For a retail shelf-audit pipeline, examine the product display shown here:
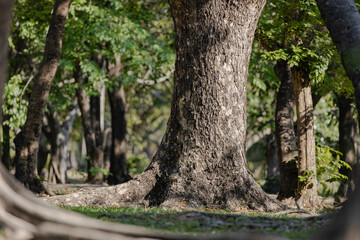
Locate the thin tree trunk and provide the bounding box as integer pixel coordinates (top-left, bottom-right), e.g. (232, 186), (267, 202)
(37, 133), (50, 177)
(107, 86), (132, 184)
(74, 66), (104, 184)
(13, 0), (72, 193)
(107, 55), (131, 185)
(1, 113), (11, 170)
(274, 60), (298, 200)
(291, 67), (319, 208)
(265, 133), (279, 179)
(263, 133), (280, 194)
(44, 105), (77, 184)
(0, 0), (12, 171)
(337, 95), (358, 197)
(90, 95), (104, 182)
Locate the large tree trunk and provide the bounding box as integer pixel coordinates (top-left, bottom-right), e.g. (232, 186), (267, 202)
(140, 0), (280, 211)
(274, 60), (298, 200)
(74, 66), (104, 184)
(311, 1), (360, 237)
(46, 0), (283, 212)
(0, 1), (280, 239)
(291, 67), (319, 208)
(316, 1), (360, 126)
(13, 0), (72, 193)
(337, 95), (358, 197)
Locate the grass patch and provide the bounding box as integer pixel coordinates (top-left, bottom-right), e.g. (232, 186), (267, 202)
(63, 206), (329, 239)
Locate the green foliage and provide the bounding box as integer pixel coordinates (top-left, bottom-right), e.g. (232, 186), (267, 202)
(6, 0), (175, 176)
(296, 144), (350, 196)
(315, 145), (351, 196)
(89, 167), (112, 177)
(313, 95), (339, 146)
(259, 0), (334, 84)
(3, 74), (28, 128)
(127, 154), (150, 176)
(247, 42), (279, 137)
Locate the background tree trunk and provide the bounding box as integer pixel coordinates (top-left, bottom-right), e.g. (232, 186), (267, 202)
(89, 95), (104, 182)
(262, 133), (280, 194)
(44, 105), (77, 184)
(1, 113), (11, 170)
(274, 60), (298, 200)
(13, 0), (72, 193)
(265, 133), (279, 179)
(291, 67), (319, 208)
(74, 66), (104, 184)
(106, 55), (131, 185)
(107, 86), (132, 184)
(337, 95), (358, 197)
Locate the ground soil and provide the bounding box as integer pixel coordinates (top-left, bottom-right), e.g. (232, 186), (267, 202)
(39, 174), (342, 239)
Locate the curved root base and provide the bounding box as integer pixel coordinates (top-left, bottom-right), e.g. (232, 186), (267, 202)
(45, 168), (285, 213)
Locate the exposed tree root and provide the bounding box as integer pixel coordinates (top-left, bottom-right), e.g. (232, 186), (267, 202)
(43, 166), (159, 207)
(44, 161), (286, 213)
(0, 165), (287, 240)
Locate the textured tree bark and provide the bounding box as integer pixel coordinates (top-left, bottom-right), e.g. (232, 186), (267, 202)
(274, 60), (298, 200)
(0, 1), (279, 239)
(46, 0), (284, 211)
(74, 66), (104, 184)
(138, 0), (281, 211)
(337, 95), (358, 197)
(13, 0), (72, 193)
(106, 56), (131, 185)
(291, 67), (319, 208)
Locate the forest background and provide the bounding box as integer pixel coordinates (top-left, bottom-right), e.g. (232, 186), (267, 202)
(1, 0), (360, 239)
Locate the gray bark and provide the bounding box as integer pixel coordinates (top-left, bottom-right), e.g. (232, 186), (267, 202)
(45, 0), (284, 212)
(291, 67), (319, 208)
(142, 0), (282, 211)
